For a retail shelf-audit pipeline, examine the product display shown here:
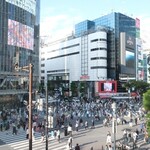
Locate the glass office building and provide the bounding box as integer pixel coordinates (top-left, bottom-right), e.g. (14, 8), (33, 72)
(75, 12), (136, 80)
(0, 0), (40, 101)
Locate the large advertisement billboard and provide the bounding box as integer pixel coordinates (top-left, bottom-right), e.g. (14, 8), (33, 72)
(126, 35), (135, 50)
(98, 80), (117, 93)
(126, 51), (135, 68)
(6, 0), (36, 15)
(8, 19), (34, 50)
(136, 18), (140, 29)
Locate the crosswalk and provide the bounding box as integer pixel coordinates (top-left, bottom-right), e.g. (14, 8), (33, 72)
(0, 129), (67, 150)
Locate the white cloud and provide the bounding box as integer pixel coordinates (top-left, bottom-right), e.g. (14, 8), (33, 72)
(40, 14), (82, 42)
(139, 15), (150, 49)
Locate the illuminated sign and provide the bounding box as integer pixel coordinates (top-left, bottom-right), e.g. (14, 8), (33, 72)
(136, 18), (140, 29)
(126, 51), (134, 68)
(127, 36), (133, 46)
(6, 0), (36, 15)
(98, 80), (117, 93)
(126, 35), (135, 49)
(8, 19), (34, 50)
(80, 75), (89, 80)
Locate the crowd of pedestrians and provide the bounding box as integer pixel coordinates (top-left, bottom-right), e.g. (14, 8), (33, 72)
(0, 95), (148, 149)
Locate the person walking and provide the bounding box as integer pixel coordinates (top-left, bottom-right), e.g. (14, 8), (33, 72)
(41, 132), (45, 143)
(26, 127), (29, 139)
(91, 119), (95, 129)
(32, 127), (35, 141)
(106, 132), (112, 145)
(67, 124), (72, 136)
(75, 143), (80, 150)
(75, 122), (79, 132)
(12, 123), (17, 135)
(57, 129), (60, 143)
(132, 131), (137, 149)
(68, 136), (73, 149)
(85, 121), (88, 130)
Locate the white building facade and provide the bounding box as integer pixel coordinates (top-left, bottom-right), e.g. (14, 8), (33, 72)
(40, 30), (108, 95)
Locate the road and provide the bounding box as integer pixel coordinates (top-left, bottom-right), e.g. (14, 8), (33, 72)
(0, 117), (150, 150)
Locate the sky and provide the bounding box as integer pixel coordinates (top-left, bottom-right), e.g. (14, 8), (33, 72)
(40, 0), (150, 48)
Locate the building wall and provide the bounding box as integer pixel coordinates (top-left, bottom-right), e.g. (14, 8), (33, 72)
(143, 49), (150, 83)
(75, 12), (137, 80)
(40, 30), (107, 83)
(0, 0), (40, 92)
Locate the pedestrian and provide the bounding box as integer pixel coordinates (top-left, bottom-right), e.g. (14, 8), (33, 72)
(57, 129), (60, 143)
(12, 123), (17, 135)
(67, 124), (72, 136)
(135, 117), (138, 125)
(75, 122), (79, 132)
(79, 118), (83, 127)
(106, 132), (111, 145)
(41, 132), (45, 142)
(91, 119), (95, 129)
(33, 121), (37, 131)
(127, 131), (131, 143)
(123, 129), (127, 143)
(0, 122), (3, 131)
(144, 131), (149, 143)
(54, 129), (57, 139)
(75, 143), (80, 150)
(140, 122), (144, 133)
(32, 127), (35, 141)
(85, 121), (88, 129)
(105, 145), (109, 150)
(26, 127), (29, 139)
(108, 145), (112, 150)
(68, 136), (73, 149)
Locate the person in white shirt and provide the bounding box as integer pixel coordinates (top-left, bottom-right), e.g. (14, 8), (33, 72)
(106, 134), (112, 145)
(57, 129), (60, 143)
(67, 125), (72, 136)
(68, 136), (73, 149)
(32, 127), (35, 141)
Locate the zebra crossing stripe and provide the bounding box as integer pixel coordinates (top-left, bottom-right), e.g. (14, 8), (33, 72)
(0, 130), (67, 150)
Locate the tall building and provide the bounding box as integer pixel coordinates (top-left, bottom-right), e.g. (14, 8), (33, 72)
(143, 49), (150, 83)
(0, 0), (40, 103)
(40, 12), (142, 97)
(75, 12), (138, 80)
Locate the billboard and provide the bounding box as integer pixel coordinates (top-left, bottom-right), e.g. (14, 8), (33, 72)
(136, 18), (140, 29)
(8, 19), (34, 50)
(126, 51), (134, 68)
(6, 0), (36, 15)
(98, 80), (117, 93)
(126, 35), (135, 50)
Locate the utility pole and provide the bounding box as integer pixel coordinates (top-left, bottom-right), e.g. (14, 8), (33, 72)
(29, 64), (33, 150)
(14, 63), (33, 150)
(46, 79), (48, 150)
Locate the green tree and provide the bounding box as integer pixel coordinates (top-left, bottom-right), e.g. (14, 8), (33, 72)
(124, 80), (150, 95)
(79, 81), (87, 97)
(143, 90), (150, 136)
(70, 81), (78, 96)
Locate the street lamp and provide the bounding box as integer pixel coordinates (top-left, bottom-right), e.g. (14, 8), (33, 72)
(15, 63), (33, 150)
(112, 101), (116, 150)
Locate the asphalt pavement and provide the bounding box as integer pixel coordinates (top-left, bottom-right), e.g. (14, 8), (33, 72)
(0, 139), (13, 150)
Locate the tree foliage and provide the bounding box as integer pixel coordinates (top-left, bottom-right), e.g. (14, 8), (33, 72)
(70, 81), (78, 96)
(143, 89), (150, 136)
(143, 89), (150, 111)
(124, 80), (150, 94)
